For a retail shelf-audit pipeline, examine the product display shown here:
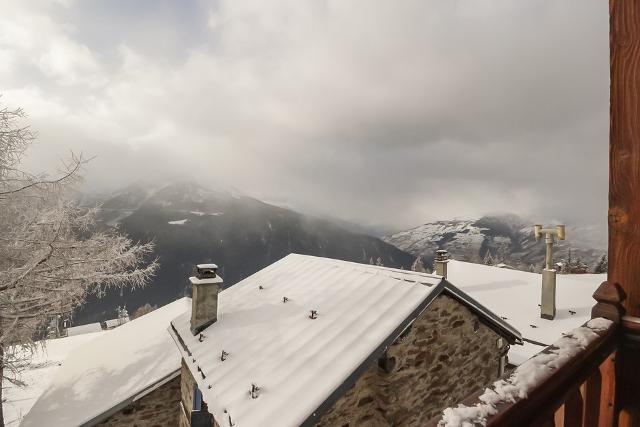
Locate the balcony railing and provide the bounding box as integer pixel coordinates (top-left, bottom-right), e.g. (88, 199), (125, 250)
(427, 281), (625, 427)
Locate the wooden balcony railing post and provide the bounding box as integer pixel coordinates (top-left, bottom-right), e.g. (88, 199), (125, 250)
(592, 281), (625, 323)
(563, 389), (584, 427)
(582, 370), (602, 427)
(599, 352), (617, 427)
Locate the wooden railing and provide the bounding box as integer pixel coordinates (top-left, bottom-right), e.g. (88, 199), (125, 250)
(427, 281), (625, 427)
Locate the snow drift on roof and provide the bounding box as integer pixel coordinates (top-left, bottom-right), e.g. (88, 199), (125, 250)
(21, 298), (190, 427)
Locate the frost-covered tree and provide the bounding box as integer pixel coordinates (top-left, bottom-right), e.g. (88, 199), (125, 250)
(594, 254), (608, 274)
(0, 101), (158, 424)
(560, 248), (590, 274)
(375, 257), (384, 267)
(411, 256), (427, 273)
(483, 251), (495, 266)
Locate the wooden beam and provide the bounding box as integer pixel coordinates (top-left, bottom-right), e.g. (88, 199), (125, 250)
(609, 0), (640, 316)
(609, 0), (640, 423)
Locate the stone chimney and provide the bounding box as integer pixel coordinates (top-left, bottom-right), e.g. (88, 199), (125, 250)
(190, 263), (223, 335)
(434, 250), (449, 278)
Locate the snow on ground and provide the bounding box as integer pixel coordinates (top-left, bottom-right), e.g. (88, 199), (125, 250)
(438, 318), (613, 427)
(21, 298), (190, 427)
(446, 260), (605, 365)
(168, 219), (188, 225)
(2, 332), (105, 426)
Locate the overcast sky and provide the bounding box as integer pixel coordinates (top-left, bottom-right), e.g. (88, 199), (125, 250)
(0, 0), (609, 230)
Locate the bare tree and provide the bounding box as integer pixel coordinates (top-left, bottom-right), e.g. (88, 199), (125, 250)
(0, 100), (158, 425)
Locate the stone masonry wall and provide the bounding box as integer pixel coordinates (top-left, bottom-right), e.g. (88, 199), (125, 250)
(317, 294), (507, 426)
(97, 375), (181, 427)
(179, 359), (197, 427)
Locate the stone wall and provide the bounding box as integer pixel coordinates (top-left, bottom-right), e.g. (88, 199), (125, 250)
(178, 358), (218, 427)
(97, 374), (181, 426)
(317, 293), (507, 426)
(179, 359), (197, 427)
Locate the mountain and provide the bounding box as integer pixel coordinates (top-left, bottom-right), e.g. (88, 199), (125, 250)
(383, 214), (607, 272)
(74, 181), (415, 324)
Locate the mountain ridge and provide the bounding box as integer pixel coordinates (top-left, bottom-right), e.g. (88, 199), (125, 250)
(384, 214), (606, 272)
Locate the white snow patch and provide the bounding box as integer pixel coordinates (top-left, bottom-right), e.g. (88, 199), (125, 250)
(187, 211), (223, 217)
(587, 317), (614, 330)
(438, 318), (613, 427)
(168, 219), (188, 225)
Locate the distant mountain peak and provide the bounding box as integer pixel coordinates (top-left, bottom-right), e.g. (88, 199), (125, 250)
(384, 214), (606, 273)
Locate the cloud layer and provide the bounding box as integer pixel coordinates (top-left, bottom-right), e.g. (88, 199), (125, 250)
(1, 0), (609, 229)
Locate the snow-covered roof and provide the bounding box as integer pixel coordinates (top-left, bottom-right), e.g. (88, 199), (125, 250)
(170, 254), (520, 427)
(104, 317), (129, 328)
(2, 332), (104, 427)
(66, 322), (102, 336)
(446, 260), (605, 365)
(21, 298), (190, 427)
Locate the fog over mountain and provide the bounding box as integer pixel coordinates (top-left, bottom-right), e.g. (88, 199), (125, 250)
(1, 1), (609, 230)
(74, 181), (414, 324)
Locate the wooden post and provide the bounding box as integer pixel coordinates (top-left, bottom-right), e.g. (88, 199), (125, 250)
(609, 0), (640, 423)
(563, 389), (584, 427)
(582, 370), (602, 427)
(599, 352), (617, 427)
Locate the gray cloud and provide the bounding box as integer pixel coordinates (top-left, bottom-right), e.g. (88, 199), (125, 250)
(1, 0), (609, 230)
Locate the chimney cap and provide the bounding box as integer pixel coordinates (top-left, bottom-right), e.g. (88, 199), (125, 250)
(435, 250), (449, 261)
(195, 263), (219, 280)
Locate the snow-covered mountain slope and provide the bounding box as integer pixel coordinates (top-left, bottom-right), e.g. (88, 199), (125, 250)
(384, 215), (606, 272)
(74, 181), (414, 324)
